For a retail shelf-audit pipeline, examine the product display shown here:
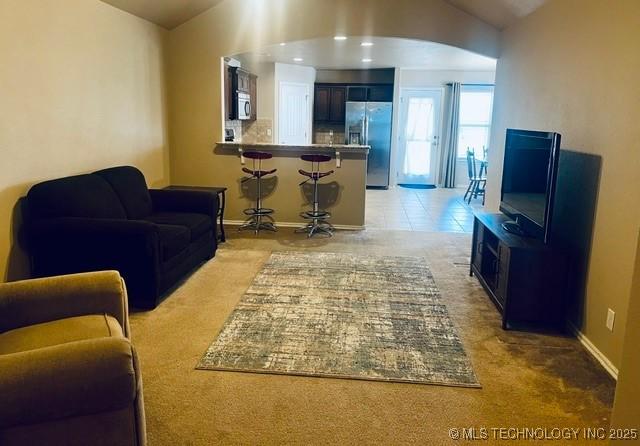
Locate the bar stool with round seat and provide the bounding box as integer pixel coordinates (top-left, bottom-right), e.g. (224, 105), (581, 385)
(239, 151), (278, 234)
(296, 154), (335, 237)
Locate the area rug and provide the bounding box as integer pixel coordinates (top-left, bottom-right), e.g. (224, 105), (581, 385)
(198, 252), (480, 387)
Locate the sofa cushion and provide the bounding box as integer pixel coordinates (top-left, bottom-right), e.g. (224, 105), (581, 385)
(145, 212), (212, 241)
(27, 174), (126, 220)
(156, 224), (190, 261)
(0, 314), (124, 355)
(94, 166), (153, 220)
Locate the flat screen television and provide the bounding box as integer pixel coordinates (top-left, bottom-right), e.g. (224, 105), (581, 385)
(500, 128), (561, 243)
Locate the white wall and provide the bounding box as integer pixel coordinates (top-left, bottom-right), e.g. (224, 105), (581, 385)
(274, 63), (316, 144)
(392, 69), (495, 187)
(399, 70), (495, 88)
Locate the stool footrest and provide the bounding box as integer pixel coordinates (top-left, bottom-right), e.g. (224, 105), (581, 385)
(300, 210), (331, 219)
(244, 207), (274, 216)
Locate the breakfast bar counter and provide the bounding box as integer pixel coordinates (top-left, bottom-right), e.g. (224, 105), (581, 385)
(211, 142), (369, 228)
(216, 141), (370, 154)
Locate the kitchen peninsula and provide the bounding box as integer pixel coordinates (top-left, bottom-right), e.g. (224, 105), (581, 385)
(214, 142), (369, 228)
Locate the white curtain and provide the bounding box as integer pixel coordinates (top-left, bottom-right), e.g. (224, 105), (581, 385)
(402, 97), (435, 176)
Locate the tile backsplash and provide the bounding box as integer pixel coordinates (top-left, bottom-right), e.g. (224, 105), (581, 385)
(225, 119), (273, 144)
(241, 118), (273, 144)
(225, 120), (242, 141)
(314, 123), (346, 145)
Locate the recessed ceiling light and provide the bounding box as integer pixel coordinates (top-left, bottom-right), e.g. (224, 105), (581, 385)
(362, 58), (372, 63)
(279, 42), (286, 46)
(361, 42), (373, 47)
(293, 57), (303, 62)
(334, 36), (347, 41)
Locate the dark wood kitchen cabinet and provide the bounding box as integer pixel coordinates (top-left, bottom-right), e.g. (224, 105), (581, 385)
(248, 73), (257, 120)
(314, 85), (346, 123)
(226, 66), (257, 121)
(224, 63), (232, 120)
(236, 68), (250, 93)
(314, 86), (330, 121)
(367, 85), (394, 102)
(346, 85), (393, 102)
(329, 87), (346, 122)
(471, 212), (568, 331)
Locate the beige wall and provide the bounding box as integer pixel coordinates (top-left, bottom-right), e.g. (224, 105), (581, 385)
(233, 57), (275, 122)
(611, 232), (640, 436)
(486, 0), (640, 369)
(0, 0), (170, 281)
(166, 0), (500, 222)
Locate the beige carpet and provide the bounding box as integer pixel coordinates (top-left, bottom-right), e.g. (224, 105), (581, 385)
(130, 228), (615, 445)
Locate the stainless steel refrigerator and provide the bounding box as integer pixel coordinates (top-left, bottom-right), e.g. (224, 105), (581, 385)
(345, 101), (393, 188)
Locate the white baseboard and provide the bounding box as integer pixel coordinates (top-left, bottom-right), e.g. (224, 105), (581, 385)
(569, 322), (618, 380)
(223, 220), (365, 231)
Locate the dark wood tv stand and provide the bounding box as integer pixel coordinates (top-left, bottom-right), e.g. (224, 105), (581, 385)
(471, 212), (568, 330)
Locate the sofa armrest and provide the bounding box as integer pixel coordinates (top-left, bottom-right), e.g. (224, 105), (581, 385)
(0, 337), (139, 429)
(0, 271), (130, 336)
(149, 189), (219, 217)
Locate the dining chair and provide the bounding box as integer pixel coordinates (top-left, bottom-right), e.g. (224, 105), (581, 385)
(464, 148), (487, 204)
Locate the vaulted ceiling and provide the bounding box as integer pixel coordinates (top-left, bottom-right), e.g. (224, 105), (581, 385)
(444, 0), (547, 30)
(100, 0), (546, 31)
(100, 0), (222, 29)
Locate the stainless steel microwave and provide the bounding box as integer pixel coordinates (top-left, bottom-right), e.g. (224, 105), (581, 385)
(237, 92), (251, 120)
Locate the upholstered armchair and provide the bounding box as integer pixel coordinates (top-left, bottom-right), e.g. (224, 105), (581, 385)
(0, 271), (146, 446)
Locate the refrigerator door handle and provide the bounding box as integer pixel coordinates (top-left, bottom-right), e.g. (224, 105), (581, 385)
(364, 116), (369, 144)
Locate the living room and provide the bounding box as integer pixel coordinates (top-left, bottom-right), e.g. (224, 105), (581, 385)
(1, 0), (638, 444)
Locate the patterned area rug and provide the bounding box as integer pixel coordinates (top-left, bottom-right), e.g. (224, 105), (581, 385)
(198, 252), (480, 387)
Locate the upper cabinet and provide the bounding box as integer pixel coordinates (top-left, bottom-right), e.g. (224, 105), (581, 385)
(329, 87), (346, 122)
(236, 69), (251, 93)
(226, 66), (257, 121)
(366, 85), (394, 102)
(314, 85), (346, 123)
(347, 85), (393, 102)
(248, 73), (257, 121)
(313, 82), (394, 122)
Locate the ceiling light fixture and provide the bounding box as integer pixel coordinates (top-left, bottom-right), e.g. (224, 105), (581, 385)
(334, 35), (347, 41)
(361, 42), (373, 47)
(293, 57), (303, 62)
(279, 42), (286, 46)
(362, 58), (372, 63)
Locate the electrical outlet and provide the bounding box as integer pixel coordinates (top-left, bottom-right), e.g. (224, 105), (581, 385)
(266, 129), (272, 136)
(606, 308), (615, 331)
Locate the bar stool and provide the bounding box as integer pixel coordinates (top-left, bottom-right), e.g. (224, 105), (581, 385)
(239, 151), (277, 234)
(296, 154), (335, 237)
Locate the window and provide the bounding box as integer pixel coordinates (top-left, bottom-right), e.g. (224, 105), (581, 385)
(456, 85), (494, 160)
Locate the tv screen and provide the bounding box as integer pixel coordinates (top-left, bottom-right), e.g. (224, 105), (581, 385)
(500, 129), (561, 240)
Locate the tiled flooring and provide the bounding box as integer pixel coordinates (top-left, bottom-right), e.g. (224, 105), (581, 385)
(365, 186), (483, 233)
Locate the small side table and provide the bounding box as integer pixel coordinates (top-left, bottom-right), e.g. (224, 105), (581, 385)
(164, 186), (227, 242)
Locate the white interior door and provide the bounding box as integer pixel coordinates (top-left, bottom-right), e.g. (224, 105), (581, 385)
(278, 82), (309, 145)
(397, 89), (442, 185)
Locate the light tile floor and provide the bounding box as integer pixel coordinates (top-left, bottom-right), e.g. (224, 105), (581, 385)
(365, 186), (484, 233)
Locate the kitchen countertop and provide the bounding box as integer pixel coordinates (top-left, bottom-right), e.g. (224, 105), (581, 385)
(216, 141), (370, 154)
